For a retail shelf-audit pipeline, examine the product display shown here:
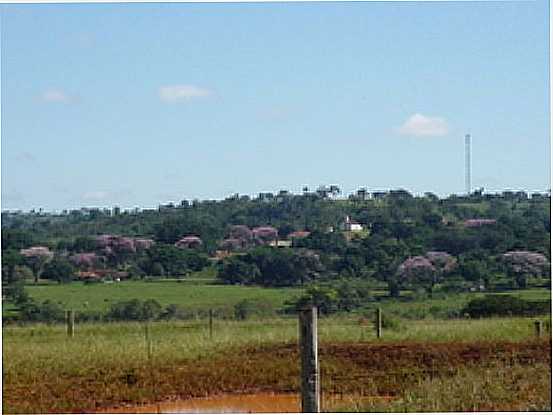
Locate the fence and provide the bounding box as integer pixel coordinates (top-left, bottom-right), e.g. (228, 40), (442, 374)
(51, 308), (550, 413)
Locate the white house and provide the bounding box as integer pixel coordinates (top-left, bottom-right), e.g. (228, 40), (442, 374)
(342, 216), (363, 232)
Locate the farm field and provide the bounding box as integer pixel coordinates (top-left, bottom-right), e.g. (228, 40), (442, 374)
(22, 281), (551, 318)
(3, 314), (551, 413)
(23, 280), (303, 314)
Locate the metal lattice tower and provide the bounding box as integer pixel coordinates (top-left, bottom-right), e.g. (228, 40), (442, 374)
(465, 134), (471, 195)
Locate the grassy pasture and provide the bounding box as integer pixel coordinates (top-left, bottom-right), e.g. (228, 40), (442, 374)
(24, 280), (304, 314)
(4, 284), (551, 412)
(375, 288), (551, 319)
(22, 280), (551, 319)
(3, 316), (550, 413)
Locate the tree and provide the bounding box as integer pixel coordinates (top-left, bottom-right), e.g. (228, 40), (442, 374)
(228, 225), (253, 242)
(217, 256), (260, 285)
(459, 258), (488, 286)
(362, 236), (409, 297)
(501, 250), (550, 288)
(397, 256), (436, 295)
(286, 285), (339, 315)
(106, 299), (162, 321)
(42, 257), (76, 283)
(396, 251), (457, 297)
(20, 246), (54, 284)
(217, 247), (324, 287)
(69, 252), (102, 270)
(2, 249), (27, 303)
(142, 244), (209, 277)
(2, 249), (24, 285)
(2, 229), (35, 251)
(72, 236), (98, 252)
(252, 226), (279, 244)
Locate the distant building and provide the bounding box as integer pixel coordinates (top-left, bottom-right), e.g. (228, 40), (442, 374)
(288, 231), (311, 240)
(463, 219), (497, 228)
(372, 191), (387, 200)
(268, 240), (292, 248)
(342, 216), (363, 232)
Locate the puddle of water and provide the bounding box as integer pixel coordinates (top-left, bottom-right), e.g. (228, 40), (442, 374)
(101, 392), (392, 414)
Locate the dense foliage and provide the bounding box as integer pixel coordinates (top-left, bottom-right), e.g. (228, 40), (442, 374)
(2, 189), (550, 300)
(462, 295), (551, 318)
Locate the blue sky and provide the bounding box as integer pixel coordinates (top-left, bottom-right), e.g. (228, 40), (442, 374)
(1, 1), (550, 211)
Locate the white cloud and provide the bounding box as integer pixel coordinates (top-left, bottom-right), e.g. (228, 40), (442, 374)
(397, 113), (449, 137)
(159, 84), (213, 102)
(40, 89), (74, 103)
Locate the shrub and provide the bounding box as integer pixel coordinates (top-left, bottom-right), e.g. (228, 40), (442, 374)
(462, 295), (551, 318)
(234, 299), (276, 320)
(160, 304), (191, 320)
(106, 299), (163, 321)
(19, 299), (65, 323)
(283, 286), (339, 315)
(381, 313), (403, 331)
(41, 258), (76, 283)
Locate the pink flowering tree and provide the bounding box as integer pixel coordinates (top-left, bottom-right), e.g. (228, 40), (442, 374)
(94, 234), (148, 266)
(175, 236), (203, 250)
(111, 237), (136, 254)
(95, 234), (116, 249)
(426, 251), (458, 274)
(69, 252), (102, 270)
(501, 250), (550, 288)
(397, 251), (457, 297)
(20, 246), (54, 284)
(228, 225), (253, 242)
(134, 238), (155, 251)
(252, 226), (278, 244)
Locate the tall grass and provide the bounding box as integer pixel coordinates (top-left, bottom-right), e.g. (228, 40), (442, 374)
(343, 362), (552, 412)
(4, 315), (547, 371)
(3, 315), (550, 413)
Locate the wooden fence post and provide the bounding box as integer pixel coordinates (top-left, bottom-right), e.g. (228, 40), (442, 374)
(299, 306), (320, 413)
(209, 309), (213, 340)
(534, 320), (543, 338)
(144, 322), (153, 359)
(66, 310), (75, 338)
(375, 308), (382, 339)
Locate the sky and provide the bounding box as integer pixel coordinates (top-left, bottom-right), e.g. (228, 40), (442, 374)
(1, 1), (550, 211)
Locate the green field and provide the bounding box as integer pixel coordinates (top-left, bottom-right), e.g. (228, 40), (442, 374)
(5, 281), (551, 412)
(24, 280), (304, 314)
(375, 288), (551, 319)
(3, 315), (551, 413)
(22, 279), (551, 319)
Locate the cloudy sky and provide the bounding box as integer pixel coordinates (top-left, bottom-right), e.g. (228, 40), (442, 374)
(1, 1), (550, 211)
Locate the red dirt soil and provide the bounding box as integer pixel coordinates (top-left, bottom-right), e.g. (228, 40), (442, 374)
(4, 339), (550, 413)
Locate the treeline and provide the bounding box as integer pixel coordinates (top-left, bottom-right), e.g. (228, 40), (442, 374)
(2, 190), (550, 299)
(3, 189), (550, 253)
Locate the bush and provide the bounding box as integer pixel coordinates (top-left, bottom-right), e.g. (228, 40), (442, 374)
(75, 310), (105, 323)
(234, 299), (276, 320)
(381, 313), (403, 331)
(160, 304), (192, 320)
(283, 285), (339, 315)
(41, 258), (76, 283)
(462, 295), (551, 318)
(284, 279), (376, 315)
(19, 299), (65, 323)
(106, 299), (163, 321)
